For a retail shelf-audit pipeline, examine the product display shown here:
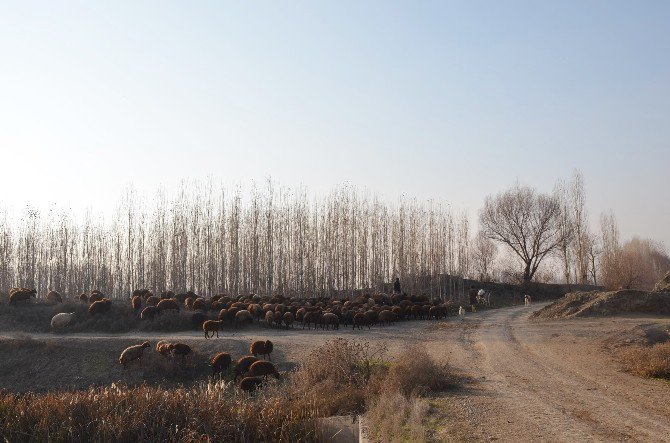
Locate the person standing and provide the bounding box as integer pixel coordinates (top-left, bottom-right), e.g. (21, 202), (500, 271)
(393, 277), (401, 294)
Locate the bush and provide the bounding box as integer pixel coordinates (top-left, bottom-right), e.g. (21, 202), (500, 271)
(621, 342), (670, 379)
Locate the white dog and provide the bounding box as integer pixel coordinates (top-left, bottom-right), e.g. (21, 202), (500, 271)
(524, 294), (532, 306)
(458, 306), (465, 317)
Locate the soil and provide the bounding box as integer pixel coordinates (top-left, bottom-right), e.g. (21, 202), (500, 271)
(1, 304), (669, 442)
(532, 289), (670, 318)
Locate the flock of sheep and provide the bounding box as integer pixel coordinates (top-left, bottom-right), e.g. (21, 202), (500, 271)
(118, 338), (279, 392)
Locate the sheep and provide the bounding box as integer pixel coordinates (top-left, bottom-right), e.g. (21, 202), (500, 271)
(235, 309), (252, 328)
(234, 356), (258, 380)
(364, 310), (378, 326)
(378, 310), (397, 326)
(302, 311), (322, 330)
(131, 295), (142, 311)
(458, 306), (465, 317)
(282, 311), (295, 329)
(8, 288), (36, 305)
(238, 376), (265, 393)
(524, 294), (532, 306)
(119, 341), (150, 368)
(265, 310), (275, 328)
(88, 298), (112, 315)
(246, 360), (280, 379)
(157, 298), (180, 312)
(88, 292), (104, 303)
(132, 289), (153, 299)
(272, 310), (283, 326)
(211, 352), (232, 377)
(45, 290), (63, 304)
(156, 340), (173, 357)
(145, 296), (160, 307)
(171, 343), (192, 358)
(51, 312), (75, 329)
(192, 298), (207, 311)
(160, 290), (175, 300)
(429, 306), (447, 320)
(353, 312), (370, 330)
(78, 293), (89, 303)
(250, 340), (273, 360)
(321, 312), (339, 330)
(141, 306), (160, 320)
(203, 320), (223, 338)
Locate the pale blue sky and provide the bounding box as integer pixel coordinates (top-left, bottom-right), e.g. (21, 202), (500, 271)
(1, 1), (668, 246)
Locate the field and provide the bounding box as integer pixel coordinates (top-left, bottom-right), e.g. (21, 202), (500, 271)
(1, 297), (670, 442)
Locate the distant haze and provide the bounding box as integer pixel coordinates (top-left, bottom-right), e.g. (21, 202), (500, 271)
(1, 1), (668, 247)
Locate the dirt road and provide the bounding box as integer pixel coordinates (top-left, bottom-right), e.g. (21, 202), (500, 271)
(443, 305), (670, 442)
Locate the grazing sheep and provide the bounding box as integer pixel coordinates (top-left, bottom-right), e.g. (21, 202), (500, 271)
(353, 312), (370, 330)
(88, 298), (112, 315)
(246, 360), (280, 379)
(302, 311), (322, 330)
(45, 291), (63, 304)
(156, 340), (173, 357)
(202, 320), (223, 339)
(145, 296), (160, 307)
(131, 295), (142, 311)
(51, 312), (75, 329)
(238, 376), (265, 393)
(458, 306), (465, 317)
(157, 298), (180, 312)
(140, 306), (160, 321)
(282, 311), (295, 329)
(119, 341), (150, 368)
(524, 294), (532, 306)
(171, 343), (192, 358)
(321, 312), (340, 330)
(211, 352), (232, 377)
(234, 356), (259, 380)
(8, 288), (36, 305)
(250, 340), (274, 360)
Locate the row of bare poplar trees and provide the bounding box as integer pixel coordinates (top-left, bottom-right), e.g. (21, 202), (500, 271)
(0, 182), (472, 299)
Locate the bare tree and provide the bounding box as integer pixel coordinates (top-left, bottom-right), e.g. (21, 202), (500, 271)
(479, 184), (566, 283)
(470, 231), (497, 281)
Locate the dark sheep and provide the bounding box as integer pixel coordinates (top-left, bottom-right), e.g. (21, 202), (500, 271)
(88, 298), (112, 315)
(353, 312), (370, 330)
(45, 290), (63, 304)
(140, 306), (160, 320)
(88, 292), (104, 303)
(250, 340), (273, 361)
(156, 340), (173, 357)
(321, 312), (340, 330)
(378, 310), (397, 326)
(203, 320), (223, 339)
(192, 298), (207, 311)
(191, 312), (208, 328)
(238, 376), (265, 393)
(160, 290), (175, 300)
(211, 352), (232, 377)
(9, 288), (36, 305)
(157, 298), (180, 312)
(234, 356), (259, 380)
(282, 311), (295, 329)
(78, 293), (89, 303)
(145, 296), (160, 307)
(171, 343), (192, 358)
(302, 311), (322, 330)
(131, 296), (142, 311)
(246, 360), (280, 379)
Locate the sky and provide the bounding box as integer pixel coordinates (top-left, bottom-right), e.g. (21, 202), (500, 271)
(0, 1), (668, 246)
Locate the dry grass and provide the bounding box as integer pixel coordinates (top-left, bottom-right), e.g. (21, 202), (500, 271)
(620, 342), (670, 379)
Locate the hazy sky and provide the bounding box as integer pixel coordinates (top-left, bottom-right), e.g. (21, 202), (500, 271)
(1, 1), (668, 246)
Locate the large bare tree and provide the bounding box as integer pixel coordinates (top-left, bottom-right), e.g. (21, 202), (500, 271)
(479, 185), (566, 283)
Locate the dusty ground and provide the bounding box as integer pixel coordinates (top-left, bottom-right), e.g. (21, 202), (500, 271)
(1, 304), (669, 442)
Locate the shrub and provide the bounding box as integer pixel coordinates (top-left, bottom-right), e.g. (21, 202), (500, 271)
(621, 342), (670, 379)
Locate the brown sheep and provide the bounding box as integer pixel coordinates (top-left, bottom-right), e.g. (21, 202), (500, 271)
(160, 290), (175, 300)
(302, 311), (322, 330)
(184, 297), (195, 310)
(145, 296), (160, 307)
(78, 293), (89, 303)
(192, 298), (207, 311)
(234, 356), (258, 380)
(171, 343), (192, 358)
(250, 340), (273, 361)
(365, 310), (378, 326)
(246, 360), (280, 379)
(131, 295), (142, 311)
(282, 311), (295, 329)
(202, 320), (223, 339)
(234, 310), (252, 328)
(45, 290), (63, 304)
(378, 310), (397, 326)
(211, 352), (232, 377)
(8, 288), (36, 305)
(265, 310), (275, 328)
(119, 341), (150, 368)
(156, 340), (173, 357)
(321, 312), (340, 330)
(141, 306), (160, 320)
(353, 312), (370, 330)
(238, 376), (265, 393)
(157, 298), (180, 312)
(88, 292), (104, 303)
(88, 298), (112, 315)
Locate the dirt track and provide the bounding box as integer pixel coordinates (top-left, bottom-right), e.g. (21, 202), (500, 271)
(2, 304), (669, 441)
(443, 304), (670, 442)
